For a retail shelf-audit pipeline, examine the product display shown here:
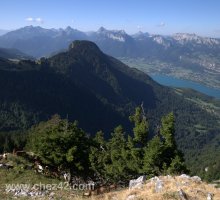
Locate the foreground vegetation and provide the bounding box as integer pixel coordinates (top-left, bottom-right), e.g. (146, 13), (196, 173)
(25, 107), (186, 184)
(1, 107), (187, 185)
(0, 97), (219, 199)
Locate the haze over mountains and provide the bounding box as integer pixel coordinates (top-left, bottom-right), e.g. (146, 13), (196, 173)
(0, 29), (9, 36)
(0, 48), (33, 60)
(1, 26), (220, 58)
(0, 26), (219, 89)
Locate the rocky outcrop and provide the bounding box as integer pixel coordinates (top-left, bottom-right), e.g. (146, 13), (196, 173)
(100, 175), (220, 200)
(129, 176), (146, 190)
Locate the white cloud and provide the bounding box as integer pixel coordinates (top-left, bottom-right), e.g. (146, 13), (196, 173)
(157, 22), (166, 27)
(25, 17), (44, 24)
(35, 17), (43, 23)
(25, 17), (34, 22)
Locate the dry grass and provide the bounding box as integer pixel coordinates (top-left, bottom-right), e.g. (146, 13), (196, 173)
(89, 176), (220, 200)
(1, 174), (220, 199)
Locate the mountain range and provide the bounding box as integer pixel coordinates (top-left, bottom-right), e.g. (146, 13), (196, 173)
(0, 26), (219, 89)
(0, 29), (9, 36)
(0, 40), (219, 180)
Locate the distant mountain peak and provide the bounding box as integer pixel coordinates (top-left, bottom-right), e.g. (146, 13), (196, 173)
(65, 26), (73, 30)
(132, 31), (150, 39)
(21, 25), (44, 31)
(98, 26), (107, 32)
(68, 40), (101, 53)
(173, 33), (220, 45)
(63, 26), (77, 35)
(173, 33), (199, 40)
(97, 27), (127, 42)
(98, 26), (126, 34)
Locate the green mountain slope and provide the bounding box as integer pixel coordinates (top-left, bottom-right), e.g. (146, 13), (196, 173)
(0, 40), (219, 179)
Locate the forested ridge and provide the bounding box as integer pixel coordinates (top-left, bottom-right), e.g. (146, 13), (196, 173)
(0, 41), (219, 180)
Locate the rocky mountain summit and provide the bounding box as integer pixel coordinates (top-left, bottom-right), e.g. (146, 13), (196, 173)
(96, 175), (220, 200)
(3, 173), (220, 199)
(173, 33), (220, 46)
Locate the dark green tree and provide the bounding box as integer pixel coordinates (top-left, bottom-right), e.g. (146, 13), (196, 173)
(104, 125), (128, 183)
(89, 131), (109, 181)
(129, 106), (149, 146)
(125, 135), (142, 176)
(26, 115), (91, 180)
(142, 112), (187, 176)
(160, 112), (187, 174)
(142, 136), (163, 176)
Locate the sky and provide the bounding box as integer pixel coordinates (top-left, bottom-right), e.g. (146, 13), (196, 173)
(1, 0), (220, 37)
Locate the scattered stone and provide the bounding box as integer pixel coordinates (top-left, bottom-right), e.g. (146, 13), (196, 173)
(165, 175), (172, 179)
(207, 192), (213, 200)
(83, 191), (91, 197)
(150, 176), (159, 183)
(178, 189), (188, 200)
(14, 189), (29, 197)
(126, 194), (137, 200)
(6, 187), (48, 197)
(155, 179), (163, 193)
(180, 174), (190, 179)
(191, 176), (201, 182)
(129, 175), (146, 190)
(49, 192), (55, 197)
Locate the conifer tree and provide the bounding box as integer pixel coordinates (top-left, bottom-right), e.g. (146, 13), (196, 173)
(26, 115), (91, 180)
(129, 106), (149, 146)
(89, 131), (108, 181)
(160, 112), (187, 174)
(142, 136), (163, 176)
(125, 135), (142, 176)
(105, 125), (128, 182)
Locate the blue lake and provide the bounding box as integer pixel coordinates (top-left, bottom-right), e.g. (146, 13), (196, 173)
(150, 75), (220, 99)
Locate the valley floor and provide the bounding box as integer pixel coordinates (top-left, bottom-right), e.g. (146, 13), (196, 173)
(119, 57), (220, 90)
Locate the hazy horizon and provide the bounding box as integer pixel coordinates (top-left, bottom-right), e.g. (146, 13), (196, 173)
(1, 0), (220, 38)
(1, 25), (220, 39)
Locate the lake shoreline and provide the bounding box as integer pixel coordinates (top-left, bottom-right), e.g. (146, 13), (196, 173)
(150, 74), (220, 99)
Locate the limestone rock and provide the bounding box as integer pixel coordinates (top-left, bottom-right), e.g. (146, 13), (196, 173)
(129, 175), (146, 190)
(126, 194), (137, 200)
(207, 193), (213, 200)
(178, 189), (188, 200)
(155, 179), (163, 193)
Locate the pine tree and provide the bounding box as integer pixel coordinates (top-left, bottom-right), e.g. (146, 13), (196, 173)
(142, 136), (163, 176)
(160, 112), (188, 174)
(142, 112), (188, 176)
(129, 106), (149, 146)
(89, 131), (108, 181)
(160, 112), (176, 148)
(125, 135), (142, 176)
(105, 125), (128, 183)
(26, 115), (91, 180)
